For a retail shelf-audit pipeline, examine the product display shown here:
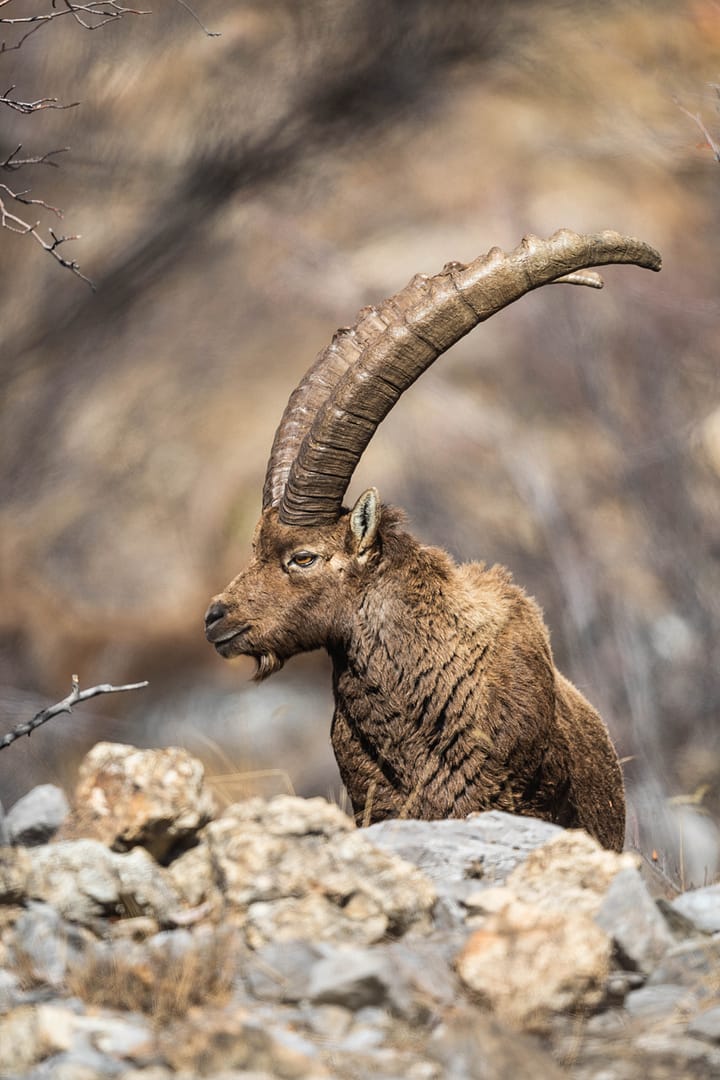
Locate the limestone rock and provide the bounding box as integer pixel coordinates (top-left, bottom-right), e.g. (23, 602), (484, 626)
(456, 895), (612, 1032)
(0, 844), (31, 903)
(70, 742), (217, 860)
(170, 796), (435, 946)
(365, 811), (561, 923)
(24, 838), (180, 925)
(671, 884), (720, 935)
(596, 866), (676, 974)
(5, 783), (69, 846)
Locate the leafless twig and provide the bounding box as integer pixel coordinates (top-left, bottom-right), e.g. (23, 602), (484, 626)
(1, 144), (69, 170)
(173, 0), (221, 37)
(0, 1), (150, 35)
(1, 84), (79, 113)
(678, 103), (720, 163)
(0, 183), (95, 285)
(0, 675), (149, 750)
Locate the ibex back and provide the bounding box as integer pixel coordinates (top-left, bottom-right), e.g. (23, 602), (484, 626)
(205, 230), (661, 851)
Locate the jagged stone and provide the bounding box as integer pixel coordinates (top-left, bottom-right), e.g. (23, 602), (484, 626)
(1, 742), (719, 1080)
(170, 796), (435, 946)
(0, 800), (9, 847)
(365, 811), (562, 923)
(6, 784), (70, 846)
(24, 839), (180, 925)
(10, 902), (94, 987)
(456, 895), (611, 1032)
(0, 844), (31, 903)
(429, 1009), (567, 1079)
(689, 1005), (720, 1044)
(596, 866), (676, 974)
(671, 885), (720, 935)
(70, 742), (217, 860)
(158, 1009), (326, 1077)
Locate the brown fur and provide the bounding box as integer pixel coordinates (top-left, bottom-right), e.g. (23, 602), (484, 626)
(206, 500), (625, 851)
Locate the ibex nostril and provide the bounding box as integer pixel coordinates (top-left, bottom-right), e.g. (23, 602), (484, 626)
(204, 600), (227, 628)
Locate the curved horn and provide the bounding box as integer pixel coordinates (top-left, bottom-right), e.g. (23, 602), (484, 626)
(278, 229), (662, 526)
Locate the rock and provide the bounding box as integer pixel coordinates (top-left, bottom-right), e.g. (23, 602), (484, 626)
(429, 1009), (567, 1079)
(365, 811), (561, 923)
(0, 800), (8, 847)
(648, 939), (720, 1000)
(158, 1009), (326, 1077)
(624, 984), (697, 1019)
(0, 844), (30, 902)
(3, 742), (720, 1080)
(24, 839), (180, 925)
(456, 895), (611, 1032)
(689, 1005), (720, 1044)
(595, 866), (676, 974)
(0, 1002), (77, 1073)
(170, 796), (436, 946)
(70, 742), (217, 860)
(671, 885), (720, 935)
(244, 941), (326, 1003)
(308, 940), (455, 1024)
(505, 829), (637, 914)
(10, 901), (93, 987)
(5, 783), (69, 846)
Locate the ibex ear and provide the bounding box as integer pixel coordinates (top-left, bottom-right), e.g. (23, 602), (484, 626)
(349, 488), (381, 556)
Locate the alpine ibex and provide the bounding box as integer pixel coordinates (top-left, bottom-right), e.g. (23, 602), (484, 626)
(205, 230), (661, 851)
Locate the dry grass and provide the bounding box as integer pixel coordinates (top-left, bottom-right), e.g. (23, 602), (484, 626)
(65, 926), (238, 1025)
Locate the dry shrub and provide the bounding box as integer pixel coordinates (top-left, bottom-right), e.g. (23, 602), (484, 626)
(66, 925), (238, 1024)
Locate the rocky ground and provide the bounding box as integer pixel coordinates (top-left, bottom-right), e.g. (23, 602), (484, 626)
(0, 742), (718, 1079)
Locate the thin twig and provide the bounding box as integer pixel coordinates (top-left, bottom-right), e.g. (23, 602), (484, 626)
(0, 675), (149, 750)
(0, 185), (95, 286)
(173, 0), (221, 37)
(1, 144), (69, 171)
(678, 103), (720, 163)
(1, 85), (80, 113)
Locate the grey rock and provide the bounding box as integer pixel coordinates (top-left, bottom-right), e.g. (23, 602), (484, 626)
(0, 799), (9, 846)
(364, 811), (561, 923)
(624, 984), (697, 1019)
(689, 1005), (720, 1044)
(595, 866), (676, 973)
(25, 839), (180, 925)
(648, 939), (720, 1000)
(308, 940), (456, 1024)
(632, 1030), (720, 1075)
(308, 948), (396, 1012)
(11, 902), (92, 987)
(429, 1009), (567, 1079)
(671, 885), (720, 935)
(6, 784), (69, 846)
(0, 968), (20, 1012)
(244, 941), (326, 1003)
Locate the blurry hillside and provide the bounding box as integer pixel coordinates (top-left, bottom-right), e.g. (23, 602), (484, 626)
(1, 0), (719, 880)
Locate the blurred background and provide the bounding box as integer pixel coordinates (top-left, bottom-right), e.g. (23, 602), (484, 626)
(1, 0), (718, 885)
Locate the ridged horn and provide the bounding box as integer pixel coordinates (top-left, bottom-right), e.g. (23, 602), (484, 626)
(275, 229), (661, 526)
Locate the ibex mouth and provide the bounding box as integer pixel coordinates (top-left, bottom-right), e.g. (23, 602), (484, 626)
(209, 624), (252, 657)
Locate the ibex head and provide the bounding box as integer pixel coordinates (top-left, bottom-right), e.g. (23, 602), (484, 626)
(205, 230), (661, 679)
(205, 487), (386, 679)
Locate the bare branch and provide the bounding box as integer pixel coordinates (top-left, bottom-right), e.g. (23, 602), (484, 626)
(0, 2), (149, 34)
(1, 84), (80, 113)
(0, 675), (149, 750)
(0, 184), (95, 286)
(678, 103), (720, 163)
(1, 144), (69, 170)
(173, 0), (221, 38)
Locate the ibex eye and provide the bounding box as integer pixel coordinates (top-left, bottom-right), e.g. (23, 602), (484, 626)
(289, 551), (318, 568)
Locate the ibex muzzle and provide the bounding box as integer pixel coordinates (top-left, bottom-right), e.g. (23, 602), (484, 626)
(206, 230), (662, 850)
